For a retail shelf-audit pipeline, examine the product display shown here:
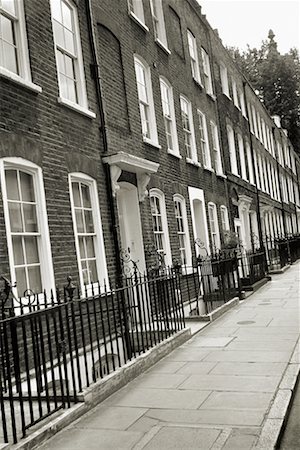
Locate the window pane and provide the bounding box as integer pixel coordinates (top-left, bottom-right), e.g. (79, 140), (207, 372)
(24, 236), (39, 264)
(2, 0), (15, 15)
(59, 73), (68, 99)
(15, 267), (27, 297)
(75, 210), (84, 232)
(84, 210), (94, 233)
(51, 0), (62, 21)
(81, 260), (88, 284)
(78, 236), (86, 258)
(57, 49), (65, 74)
(64, 54), (75, 78)
(53, 20), (64, 49)
(2, 41), (17, 74)
(81, 184), (91, 208)
(23, 204), (38, 232)
(64, 29), (75, 55)
(5, 170), (19, 200)
(1, 15), (14, 44)
(61, 0), (73, 30)
(66, 76), (77, 103)
(20, 172), (35, 202)
(12, 236), (24, 265)
(28, 265), (42, 293)
(72, 182), (81, 207)
(88, 259), (97, 283)
(8, 202), (23, 232)
(86, 236), (95, 258)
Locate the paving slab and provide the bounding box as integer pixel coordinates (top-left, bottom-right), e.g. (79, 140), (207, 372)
(72, 406), (147, 430)
(204, 350), (292, 363)
(149, 360), (186, 374)
(200, 391), (274, 410)
(41, 428), (143, 450)
(142, 426), (220, 450)
(188, 337), (235, 347)
(130, 373), (189, 389)
(210, 361), (286, 376)
(145, 408), (265, 427)
(108, 388), (211, 410)
(178, 374), (280, 392)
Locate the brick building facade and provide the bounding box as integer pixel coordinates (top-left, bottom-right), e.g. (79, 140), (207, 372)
(0, 0), (299, 298)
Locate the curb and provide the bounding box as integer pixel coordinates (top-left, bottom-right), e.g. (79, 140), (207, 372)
(254, 338), (300, 449)
(10, 328), (191, 450)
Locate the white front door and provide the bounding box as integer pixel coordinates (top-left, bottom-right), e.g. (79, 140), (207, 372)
(117, 182), (146, 276)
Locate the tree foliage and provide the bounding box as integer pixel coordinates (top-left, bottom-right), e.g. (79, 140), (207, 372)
(227, 34), (300, 154)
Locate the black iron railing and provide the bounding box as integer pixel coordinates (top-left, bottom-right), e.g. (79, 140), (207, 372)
(263, 235), (300, 271)
(0, 271), (185, 444)
(180, 252), (242, 316)
(239, 248), (266, 287)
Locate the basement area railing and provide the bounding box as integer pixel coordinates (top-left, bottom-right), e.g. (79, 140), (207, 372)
(0, 270), (186, 444)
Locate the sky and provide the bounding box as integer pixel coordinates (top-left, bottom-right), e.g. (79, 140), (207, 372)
(199, 0), (300, 54)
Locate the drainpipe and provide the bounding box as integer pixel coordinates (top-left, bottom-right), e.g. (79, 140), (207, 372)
(85, 0), (122, 279)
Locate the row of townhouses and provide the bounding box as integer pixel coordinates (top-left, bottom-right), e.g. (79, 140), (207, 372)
(1, 0), (299, 298)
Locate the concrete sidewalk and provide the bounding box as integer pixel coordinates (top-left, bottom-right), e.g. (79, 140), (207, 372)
(41, 263), (300, 450)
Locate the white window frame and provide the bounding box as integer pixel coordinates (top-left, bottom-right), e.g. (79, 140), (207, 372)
(173, 194), (192, 267)
(0, 0), (41, 92)
(257, 111), (263, 142)
(197, 109), (211, 169)
(210, 120), (223, 175)
(159, 77), (179, 157)
(0, 157), (55, 298)
(201, 47), (214, 96)
(277, 141), (284, 166)
(220, 63), (230, 98)
(237, 133), (247, 180)
(180, 95), (198, 165)
(253, 150), (261, 189)
(261, 156), (270, 194)
(134, 54), (159, 147)
(127, 0), (147, 29)
(50, 0), (95, 118)
(247, 103), (254, 133)
(252, 105), (258, 137)
(227, 124), (239, 176)
(150, 0), (168, 49)
(187, 30), (202, 85)
(149, 189), (172, 266)
(239, 89), (247, 117)
(232, 79), (240, 109)
(69, 173), (109, 295)
(220, 205), (230, 232)
(245, 142), (255, 185)
(207, 202), (220, 252)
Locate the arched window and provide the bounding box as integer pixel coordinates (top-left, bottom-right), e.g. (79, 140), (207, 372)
(173, 194), (192, 267)
(0, 158), (55, 297)
(149, 189), (172, 266)
(69, 173), (109, 294)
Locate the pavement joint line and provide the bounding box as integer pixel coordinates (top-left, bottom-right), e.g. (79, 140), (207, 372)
(132, 424), (161, 450)
(211, 428), (232, 449)
(254, 336), (300, 449)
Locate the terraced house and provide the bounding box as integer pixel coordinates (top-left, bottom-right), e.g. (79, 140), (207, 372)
(0, 0), (300, 444)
